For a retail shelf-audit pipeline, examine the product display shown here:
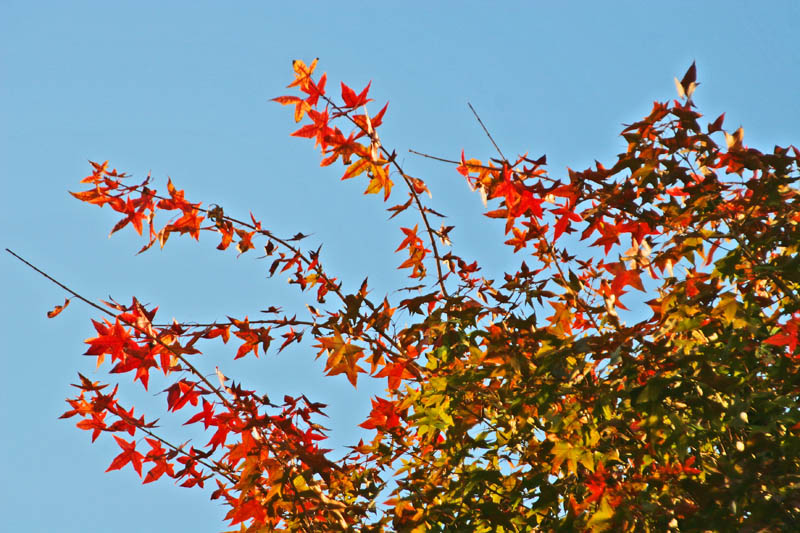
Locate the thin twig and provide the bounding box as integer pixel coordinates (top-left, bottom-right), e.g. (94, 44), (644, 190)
(153, 318), (317, 329)
(408, 150), (460, 165)
(7, 248), (117, 318)
(468, 102), (506, 162)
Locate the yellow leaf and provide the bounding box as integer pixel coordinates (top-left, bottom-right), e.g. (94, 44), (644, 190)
(587, 497), (615, 532)
(292, 474), (309, 492)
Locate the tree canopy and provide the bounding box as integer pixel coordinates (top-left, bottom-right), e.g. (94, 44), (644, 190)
(14, 60), (800, 531)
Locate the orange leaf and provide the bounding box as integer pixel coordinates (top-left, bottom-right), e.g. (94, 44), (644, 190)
(47, 298), (71, 318)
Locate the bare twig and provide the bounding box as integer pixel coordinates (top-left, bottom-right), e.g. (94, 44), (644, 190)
(408, 149), (460, 165)
(468, 102), (506, 162)
(7, 248), (116, 318)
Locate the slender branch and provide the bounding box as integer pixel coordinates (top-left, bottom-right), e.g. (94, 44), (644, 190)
(7, 248), (117, 318)
(467, 102), (506, 162)
(408, 149), (460, 166)
(408, 148), (560, 186)
(152, 318), (318, 329)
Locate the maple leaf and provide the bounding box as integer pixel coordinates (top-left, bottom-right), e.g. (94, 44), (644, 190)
(456, 149), (486, 179)
(373, 360), (416, 391)
(399, 291), (439, 315)
(291, 108), (332, 148)
(582, 462), (609, 505)
(546, 300), (573, 335)
(76, 412), (107, 442)
(156, 178), (190, 210)
(184, 399), (216, 429)
(591, 220), (621, 255)
(143, 459), (173, 484)
(359, 397), (406, 431)
(602, 261), (644, 296)
(725, 126), (744, 150)
(142, 438), (175, 484)
(109, 196), (149, 236)
(352, 102), (388, 136)
(396, 225), (421, 252)
(320, 129), (366, 167)
(231, 317), (272, 359)
(516, 189), (544, 219)
(316, 332), (367, 387)
(708, 112), (725, 133)
(272, 95), (312, 122)
(505, 226), (529, 252)
(165, 380), (206, 412)
(549, 440), (593, 475)
(69, 187), (108, 205)
(235, 229), (255, 255)
(765, 315), (800, 355)
(674, 61), (698, 100)
(216, 223), (234, 250)
(287, 58), (319, 91)
(682, 456), (702, 475)
(364, 163), (393, 200)
(340, 81), (371, 108)
(84, 318), (135, 369)
(71, 373), (108, 393)
(342, 158), (370, 180)
(163, 207), (204, 241)
(203, 325), (231, 343)
(387, 196), (414, 219)
(551, 202), (582, 241)
(207, 417), (233, 450)
(106, 436), (144, 476)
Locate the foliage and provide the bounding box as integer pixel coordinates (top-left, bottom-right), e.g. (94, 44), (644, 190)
(32, 59), (800, 530)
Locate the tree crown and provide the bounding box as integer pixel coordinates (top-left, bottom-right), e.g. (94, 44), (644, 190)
(12, 59), (800, 532)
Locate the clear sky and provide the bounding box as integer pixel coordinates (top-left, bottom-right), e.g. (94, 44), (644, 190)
(2, 1), (798, 531)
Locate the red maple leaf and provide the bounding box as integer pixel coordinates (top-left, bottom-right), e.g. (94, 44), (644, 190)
(184, 399), (216, 429)
(551, 202), (582, 241)
(603, 261), (644, 296)
(165, 380), (206, 412)
(76, 412), (107, 442)
(340, 81), (372, 108)
(360, 397), (406, 431)
(765, 315), (800, 355)
(106, 436), (144, 476)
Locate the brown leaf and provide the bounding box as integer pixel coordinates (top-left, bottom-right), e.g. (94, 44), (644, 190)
(47, 298), (71, 318)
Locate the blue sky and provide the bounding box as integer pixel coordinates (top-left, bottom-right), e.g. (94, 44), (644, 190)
(2, 1), (798, 531)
